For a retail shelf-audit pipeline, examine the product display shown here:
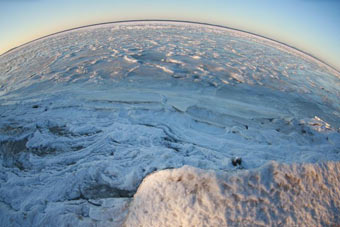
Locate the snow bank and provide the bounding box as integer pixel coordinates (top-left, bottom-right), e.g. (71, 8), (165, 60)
(125, 162), (340, 226)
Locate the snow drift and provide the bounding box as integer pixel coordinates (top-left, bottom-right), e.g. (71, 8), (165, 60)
(126, 162), (340, 226)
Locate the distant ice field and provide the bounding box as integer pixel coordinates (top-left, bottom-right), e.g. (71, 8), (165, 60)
(0, 22), (339, 226)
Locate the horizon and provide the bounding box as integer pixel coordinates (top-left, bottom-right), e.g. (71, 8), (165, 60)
(2, 19), (339, 75)
(1, 0), (340, 71)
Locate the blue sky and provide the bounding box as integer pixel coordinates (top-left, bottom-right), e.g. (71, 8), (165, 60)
(1, 0), (339, 70)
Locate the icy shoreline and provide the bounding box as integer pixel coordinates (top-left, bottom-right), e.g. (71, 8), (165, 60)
(0, 22), (339, 226)
(0, 85), (339, 226)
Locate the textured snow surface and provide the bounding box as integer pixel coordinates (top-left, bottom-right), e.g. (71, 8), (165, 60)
(0, 21), (340, 226)
(126, 162), (340, 226)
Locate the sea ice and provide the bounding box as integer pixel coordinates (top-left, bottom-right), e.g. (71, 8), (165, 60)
(0, 21), (339, 226)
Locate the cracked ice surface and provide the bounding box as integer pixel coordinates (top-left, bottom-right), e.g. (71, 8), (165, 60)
(0, 22), (340, 226)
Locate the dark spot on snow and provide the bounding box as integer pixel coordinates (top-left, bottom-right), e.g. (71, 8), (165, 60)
(164, 140), (181, 152)
(111, 138), (121, 144)
(0, 125), (25, 136)
(171, 105), (184, 113)
(30, 146), (57, 156)
(163, 136), (176, 143)
(71, 145), (84, 151)
(231, 157), (242, 166)
(245, 125), (248, 130)
(87, 200), (101, 207)
(32, 105), (39, 109)
(49, 125), (74, 137)
(0, 138), (31, 170)
(82, 184), (135, 199)
(66, 161), (77, 166)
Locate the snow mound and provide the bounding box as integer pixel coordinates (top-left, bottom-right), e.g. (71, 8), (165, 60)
(125, 162), (340, 226)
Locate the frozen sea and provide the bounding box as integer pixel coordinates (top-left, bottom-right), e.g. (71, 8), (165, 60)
(0, 21), (340, 226)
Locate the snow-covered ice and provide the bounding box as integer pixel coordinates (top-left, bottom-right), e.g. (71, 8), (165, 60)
(0, 21), (339, 226)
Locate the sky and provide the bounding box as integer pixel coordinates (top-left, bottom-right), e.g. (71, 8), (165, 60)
(1, 0), (340, 71)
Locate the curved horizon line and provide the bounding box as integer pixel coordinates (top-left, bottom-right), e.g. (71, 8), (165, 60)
(1, 19), (339, 74)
